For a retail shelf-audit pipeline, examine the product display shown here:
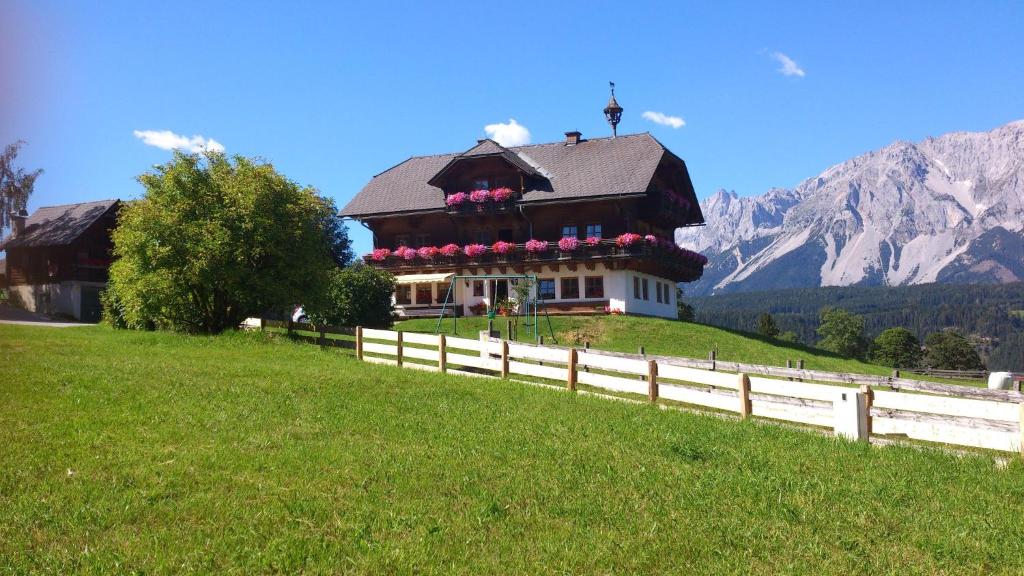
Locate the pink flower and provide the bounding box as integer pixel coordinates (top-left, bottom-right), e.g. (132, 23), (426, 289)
(463, 243), (487, 258)
(368, 248), (391, 261)
(446, 192), (468, 206)
(417, 246), (439, 260)
(439, 243), (461, 257)
(644, 234), (658, 244)
(490, 187), (514, 202)
(491, 241), (515, 255)
(524, 239), (549, 253)
(558, 237), (580, 252)
(585, 236), (601, 247)
(395, 246), (417, 261)
(469, 189), (490, 203)
(616, 233), (642, 247)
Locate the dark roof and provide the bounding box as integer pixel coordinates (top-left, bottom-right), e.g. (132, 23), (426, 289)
(0, 259), (5, 276)
(341, 133), (670, 217)
(0, 199), (119, 250)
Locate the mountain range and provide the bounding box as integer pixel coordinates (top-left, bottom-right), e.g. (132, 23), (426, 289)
(677, 120), (1024, 296)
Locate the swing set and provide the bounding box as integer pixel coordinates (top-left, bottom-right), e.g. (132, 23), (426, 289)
(433, 274), (556, 343)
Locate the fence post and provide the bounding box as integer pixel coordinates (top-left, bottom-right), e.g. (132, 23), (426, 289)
(833, 389), (868, 442)
(396, 331), (404, 367)
(356, 326), (363, 360)
(639, 346), (647, 381)
(567, 349), (578, 392)
(648, 360), (658, 404)
(860, 384), (873, 440)
(506, 319), (512, 341)
(319, 326), (326, 350)
(797, 359), (804, 382)
(583, 342), (590, 372)
(288, 319), (294, 335)
(501, 340), (510, 379)
(260, 317), (266, 331)
(1019, 403), (1024, 457)
(709, 350), (716, 371)
(438, 334), (447, 373)
(786, 359), (793, 381)
(738, 373), (751, 419)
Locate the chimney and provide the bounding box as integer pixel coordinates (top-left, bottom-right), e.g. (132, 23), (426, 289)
(564, 131), (582, 146)
(9, 209), (27, 238)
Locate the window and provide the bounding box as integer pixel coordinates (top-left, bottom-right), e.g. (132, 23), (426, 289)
(538, 278), (555, 300)
(472, 178), (489, 190)
(633, 276), (641, 299)
(656, 282), (663, 303)
(498, 228), (514, 242)
(642, 278), (649, 301)
(585, 276), (604, 298)
(561, 225), (578, 239)
(415, 233), (430, 247)
(395, 234), (409, 248)
(561, 277), (579, 299)
(395, 285), (411, 305)
(475, 230), (492, 244)
(435, 283), (452, 304)
(585, 224), (602, 239)
(473, 281), (484, 297)
(415, 284), (432, 304)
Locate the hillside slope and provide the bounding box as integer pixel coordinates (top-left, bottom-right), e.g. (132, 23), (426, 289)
(678, 120), (1024, 295)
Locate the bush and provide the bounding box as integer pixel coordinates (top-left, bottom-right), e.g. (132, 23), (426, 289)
(870, 327), (922, 368)
(106, 152), (342, 333)
(924, 330), (985, 370)
(778, 331), (800, 343)
(817, 307), (869, 359)
(756, 313), (779, 338)
(306, 264), (395, 328)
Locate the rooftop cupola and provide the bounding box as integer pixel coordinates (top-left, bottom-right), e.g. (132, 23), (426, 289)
(603, 81), (623, 138)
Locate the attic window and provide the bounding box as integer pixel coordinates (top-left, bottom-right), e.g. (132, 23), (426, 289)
(472, 178), (489, 190)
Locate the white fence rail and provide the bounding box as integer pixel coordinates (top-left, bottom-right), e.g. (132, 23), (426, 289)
(333, 326), (1024, 455)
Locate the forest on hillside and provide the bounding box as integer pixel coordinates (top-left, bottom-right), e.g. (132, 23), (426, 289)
(687, 282), (1024, 371)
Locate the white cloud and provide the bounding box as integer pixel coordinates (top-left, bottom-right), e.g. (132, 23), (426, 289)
(771, 51), (805, 77)
(483, 119), (531, 147)
(641, 111), (686, 129)
(133, 129), (225, 153)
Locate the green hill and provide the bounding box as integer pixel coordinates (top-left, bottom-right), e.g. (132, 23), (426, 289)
(398, 314), (905, 378)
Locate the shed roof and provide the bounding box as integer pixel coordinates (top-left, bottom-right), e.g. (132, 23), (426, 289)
(0, 199), (119, 250)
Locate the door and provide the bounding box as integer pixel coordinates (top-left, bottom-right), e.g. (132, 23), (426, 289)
(80, 286), (103, 323)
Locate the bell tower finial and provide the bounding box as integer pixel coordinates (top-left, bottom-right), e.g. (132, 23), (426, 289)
(603, 81), (623, 138)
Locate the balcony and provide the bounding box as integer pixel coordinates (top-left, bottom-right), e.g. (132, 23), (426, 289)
(645, 189), (697, 227)
(444, 198), (517, 216)
(366, 238), (706, 283)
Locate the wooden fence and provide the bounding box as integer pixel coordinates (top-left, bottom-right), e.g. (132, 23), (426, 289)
(257, 319), (1024, 455)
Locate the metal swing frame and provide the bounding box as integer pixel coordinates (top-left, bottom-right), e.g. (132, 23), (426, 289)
(433, 273), (556, 343)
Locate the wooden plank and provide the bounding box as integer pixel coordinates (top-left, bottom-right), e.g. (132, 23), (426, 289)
(403, 361), (439, 373)
(873, 390), (1020, 422)
(656, 363), (740, 389)
(362, 342), (397, 356)
(362, 355), (396, 366)
(325, 338), (356, 350)
(448, 368), (497, 379)
(751, 400), (833, 427)
(402, 332), (440, 346)
(401, 346), (439, 362)
(362, 328), (398, 341)
(446, 335), (486, 352)
(658, 383), (739, 412)
(870, 408), (1019, 433)
(508, 343), (569, 364)
(508, 361), (567, 382)
(890, 378), (1024, 402)
(576, 351), (648, 376)
(446, 352), (501, 372)
(748, 377), (847, 402)
(873, 417), (1019, 452)
(577, 370), (648, 396)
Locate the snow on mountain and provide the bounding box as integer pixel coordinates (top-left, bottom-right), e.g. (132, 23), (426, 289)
(678, 120), (1024, 295)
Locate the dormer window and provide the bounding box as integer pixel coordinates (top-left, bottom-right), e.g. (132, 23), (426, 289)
(472, 178), (489, 190)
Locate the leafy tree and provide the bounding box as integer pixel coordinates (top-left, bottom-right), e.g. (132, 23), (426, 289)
(320, 196), (354, 267)
(0, 140), (43, 232)
(817, 307), (869, 359)
(756, 312), (780, 338)
(923, 331), (985, 370)
(871, 327), (922, 368)
(105, 152), (340, 333)
(778, 331), (800, 344)
(306, 264), (395, 328)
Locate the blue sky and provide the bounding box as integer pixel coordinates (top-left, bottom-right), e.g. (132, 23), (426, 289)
(3, 0), (1023, 255)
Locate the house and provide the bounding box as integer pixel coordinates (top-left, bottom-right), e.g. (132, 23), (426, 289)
(0, 199), (120, 322)
(341, 92), (706, 320)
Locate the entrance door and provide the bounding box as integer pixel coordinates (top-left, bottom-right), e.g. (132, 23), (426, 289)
(81, 286), (102, 323)
(494, 280), (509, 301)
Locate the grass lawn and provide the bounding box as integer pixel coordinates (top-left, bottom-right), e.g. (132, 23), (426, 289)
(3, 324), (1023, 573)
